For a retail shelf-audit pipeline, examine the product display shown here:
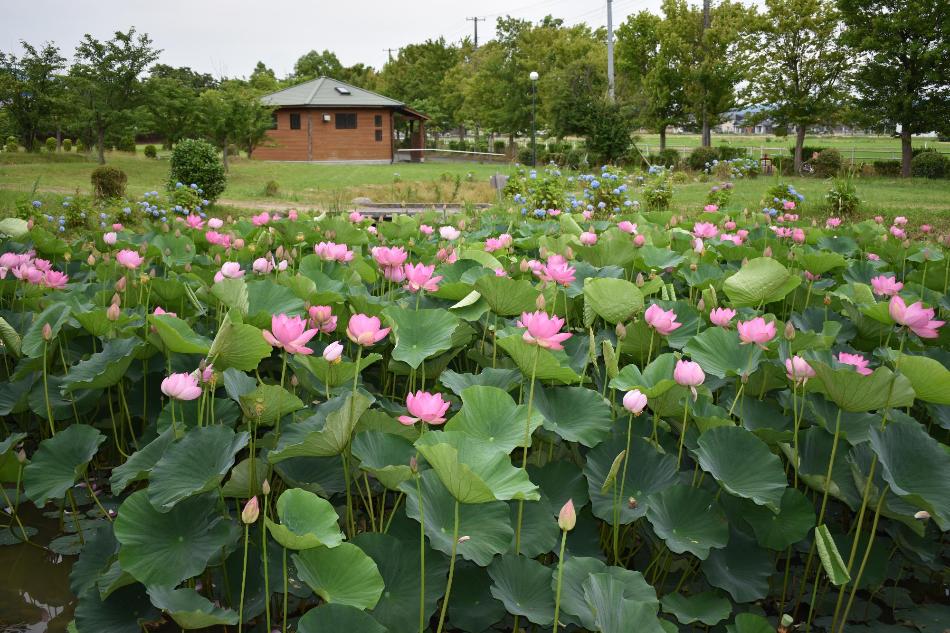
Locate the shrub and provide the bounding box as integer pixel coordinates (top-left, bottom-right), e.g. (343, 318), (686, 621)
(872, 160), (901, 177)
(144, 144), (158, 159)
(114, 136), (136, 152)
(76, 139), (86, 153)
(687, 146), (719, 172)
(91, 165), (128, 199)
(911, 152), (948, 179)
(643, 168), (674, 209)
(45, 137), (57, 153)
(5, 136), (18, 153)
(716, 145), (747, 161)
(565, 147), (588, 170)
(517, 146), (534, 165)
(825, 177), (860, 216)
(168, 138), (227, 202)
(650, 149), (681, 168)
(62, 139), (72, 152)
(264, 180), (279, 197)
(812, 148), (843, 178)
(792, 145), (826, 160)
(493, 140), (506, 154)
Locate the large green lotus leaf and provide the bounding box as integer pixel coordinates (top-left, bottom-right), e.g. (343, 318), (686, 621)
(800, 250), (848, 275)
(682, 326), (763, 379)
(488, 554), (555, 626)
(24, 424), (105, 506)
(415, 431), (540, 503)
(459, 248), (504, 271)
(269, 391), (373, 462)
(787, 426), (862, 510)
(529, 460), (590, 512)
(448, 564), (507, 633)
(439, 368), (522, 396)
(210, 277), (249, 315)
(575, 235), (639, 268)
(351, 430), (416, 490)
(110, 427), (176, 495)
(584, 277), (644, 323)
(297, 603), (387, 633)
(609, 353), (677, 398)
(507, 494), (559, 558)
(726, 613), (774, 633)
(583, 573), (666, 633)
(701, 530), (772, 603)
(147, 425), (248, 511)
(870, 418), (950, 531)
(533, 385), (613, 447)
(114, 490), (238, 587)
(740, 488), (815, 550)
(497, 334), (584, 384)
(293, 542), (385, 610)
(353, 532), (450, 633)
(646, 485), (728, 559)
(695, 426), (787, 512)
(146, 585), (239, 629)
(723, 257), (801, 306)
(444, 385), (544, 454)
(638, 244), (686, 270)
(0, 216), (28, 238)
(74, 585), (160, 633)
(0, 315), (22, 358)
(246, 279), (306, 328)
(557, 557), (659, 630)
(804, 394), (877, 445)
(151, 233), (195, 267)
(815, 523), (850, 586)
(220, 457), (267, 498)
(897, 354), (950, 404)
(207, 317), (273, 371)
(810, 362), (916, 412)
(585, 435), (678, 525)
(295, 352), (382, 388)
(61, 337), (143, 392)
(22, 302), (71, 358)
(661, 591), (732, 626)
(148, 314), (211, 355)
(0, 431), (27, 483)
(402, 469), (512, 566)
(70, 526), (119, 596)
(238, 384), (305, 426)
(264, 488), (344, 550)
(382, 306), (459, 369)
(474, 274), (541, 316)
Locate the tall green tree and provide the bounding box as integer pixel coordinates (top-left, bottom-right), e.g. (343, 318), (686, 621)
(0, 41), (66, 150)
(744, 0), (850, 170)
(293, 50), (344, 80)
(69, 28), (160, 163)
(838, 0), (950, 176)
(198, 80), (273, 170)
(248, 61), (279, 92)
(144, 76), (200, 148)
(149, 64), (217, 92)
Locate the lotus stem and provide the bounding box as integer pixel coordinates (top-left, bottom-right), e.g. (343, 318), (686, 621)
(344, 346), (364, 537)
(835, 488), (888, 633)
(238, 523), (249, 633)
(282, 547), (288, 633)
(552, 528), (568, 630)
(515, 346), (540, 555)
(614, 412), (634, 564)
(676, 398), (689, 470)
(0, 482), (29, 542)
(416, 472), (426, 633)
(434, 499), (460, 633)
(262, 509), (271, 633)
(42, 340), (55, 436)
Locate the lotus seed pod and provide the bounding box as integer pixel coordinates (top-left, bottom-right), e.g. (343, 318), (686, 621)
(823, 295), (831, 305)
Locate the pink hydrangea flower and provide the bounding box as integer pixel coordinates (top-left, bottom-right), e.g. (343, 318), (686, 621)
(262, 314), (318, 355)
(398, 390), (451, 426)
(518, 310), (572, 350)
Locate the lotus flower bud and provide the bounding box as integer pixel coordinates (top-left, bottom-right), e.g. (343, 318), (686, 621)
(689, 263), (697, 271)
(823, 295), (831, 306)
(539, 246), (549, 260)
(115, 276), (127, 292)
(42, 323), (53, 341)
(635, 273), (644, 287)
(184, 263), (192, 273)
(615, 322), (627, 340)
(697, 298), (705, 312)
(535, 294), (546, 311)
(17, 448), (27, 463)
(87, 254), (96, 266)
(290, 375), (299, 387)
(174, 229), (182, 238)
(241, 497), (260, 524)
(111, 293), (121, 306)
(914, 510), (930, 520)
(262, 479), (271, 496)
(520, 259), (530, 273)
(214, 254), (222, 265)
(107, 303), (121, 321)
(557, 499), (576, 531)
(763, 246), (773, 258)
(457, 535), (470, 544)
(409, 455), (419, 473)
(564, 247), (574, 260)
(784, 321), (796, 340)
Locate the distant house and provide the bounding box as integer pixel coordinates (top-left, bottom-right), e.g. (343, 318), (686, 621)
(716, 107), (776, 135)
(254, 77), (428, 163)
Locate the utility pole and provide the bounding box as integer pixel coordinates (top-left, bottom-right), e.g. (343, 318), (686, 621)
(383, 48), (397, 62)
(701, 0), (711, 146)
(607, 0), (615, 101)
(466, 16), (486, 48)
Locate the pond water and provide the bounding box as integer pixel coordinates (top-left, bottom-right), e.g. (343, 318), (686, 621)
(0, 506), (74, 633)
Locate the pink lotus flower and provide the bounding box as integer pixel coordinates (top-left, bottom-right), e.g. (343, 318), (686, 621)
(518, 310), (572, 350)
(116, 249), (143, 269)
(703, 204), (718, 213)
(214, 262), (244, 283)
(547, 208), (562, 217)
(107, 302), (121, 321)
(161, 372), (202, 400)
(323, 341), (343, 363)
(623, 389), (648, 415)
(153, 306), (177, 318)
(792, 228), (806, 244)
(103, 231), (117, 245)
(693, 222), (718, 239)
(645, 304), (681, 336)
(805, 271), (821, 282)
(618, 221), (637, 234)
(692, 238), (705, 254)
(398, 390), (451, 425)
(439, 226), (460, 241)
(185, 215), (204, 229)
(315, 241), (354, 263)
(308, 305), (337, 333)
(785, 356), (815, 383)
(262, 314), (318, 355)
(889, 296), (944, 338)
(288, 210), (299, 221)
(773, 227), (793, 238)
(890, 226), (906, 239)
(720, 233), (743, 246)
(826, 217), (842, 228)
(838, 352), (872, 376)
(252, 257), (274, 274)
(674, 359), (705, 398)
(870, 275), (903, 297)
(737, 317), (776, 347)
(43, 270), (69, 289)
(893, 216), (908, 226)
(436, 247), (457, 264)
(372, 246), (408, 269)
(579, 231), (598, 246)
(419, 224), (434, 236)
(633, 234), (646, 247)
(112, 223), (123, 231)
(724, 220), (737, 230)
(207, 217), (224, 229)
(709, 307), (736, 328)
(873, 216), (884, 224)
(404, 262), (443, 293)
(582, 210), (593, 220)
(347, 314), (390, 346)
(198, 363), (215, 383)
(485, 237), (503, 252)
(498, 233), (513, 248)
(867, 253), (880, 261)
(920, 224), (932, 234)
(252, 212), (270, 226)
(534, 254), (576, 287)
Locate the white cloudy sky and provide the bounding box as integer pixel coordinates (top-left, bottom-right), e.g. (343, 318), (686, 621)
(2, 0), (670, 77)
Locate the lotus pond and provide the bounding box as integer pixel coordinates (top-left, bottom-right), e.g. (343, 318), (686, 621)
(0, 172), (948, 633)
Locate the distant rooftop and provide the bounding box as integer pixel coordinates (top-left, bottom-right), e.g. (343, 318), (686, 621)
(261, 77), (404, 108)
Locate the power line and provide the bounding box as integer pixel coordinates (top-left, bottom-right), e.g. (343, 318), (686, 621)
(466, 17), (487, 47)
(382, 48), (398, 62)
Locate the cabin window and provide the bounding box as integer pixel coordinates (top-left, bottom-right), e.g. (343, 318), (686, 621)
(336, 113), (358, 129)
(290, 113), (301, 130)
(375, 129), (383, 142)
(270, 112), (278, 130)
(374, 115), (383, 127)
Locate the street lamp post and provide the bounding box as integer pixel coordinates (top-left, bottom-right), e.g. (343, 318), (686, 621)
(529, 71), (539, 167)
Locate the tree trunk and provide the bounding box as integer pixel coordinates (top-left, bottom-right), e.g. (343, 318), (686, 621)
(508, 133), (516, 159)
(794, 124), (806, 172)
(222, 142), (229, 172)
(900, 128), (912, 178)
(97, 126), (106, 165)
(701, 107), (711, 147)
(659, 125), (667, 152)
(56, 127), (62, 151)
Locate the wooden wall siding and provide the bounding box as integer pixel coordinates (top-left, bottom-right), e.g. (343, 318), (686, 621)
(253, 108), (393, 162)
